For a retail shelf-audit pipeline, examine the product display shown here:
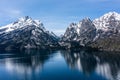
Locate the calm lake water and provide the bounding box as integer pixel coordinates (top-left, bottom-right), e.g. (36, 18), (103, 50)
(0, 49), (120, 80)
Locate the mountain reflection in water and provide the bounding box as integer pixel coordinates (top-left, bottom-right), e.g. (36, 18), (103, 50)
(0, 49), (120, 80)
(61, 50), (120, 80)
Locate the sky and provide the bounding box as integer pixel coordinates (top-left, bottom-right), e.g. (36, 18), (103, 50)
(0, 0), (120, 35)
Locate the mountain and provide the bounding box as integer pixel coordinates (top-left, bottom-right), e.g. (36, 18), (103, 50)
(62, 12), (120, 51)
(93, 12), (120, 31)
(91, 12), (120, 51)
(61, 18), (96, 48)
(0, 16), (59, 50)
(0, 12), (120, 51)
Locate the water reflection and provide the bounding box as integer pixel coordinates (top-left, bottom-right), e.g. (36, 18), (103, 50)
(0, 50), (56, 80)
(0, 49), (120, 80)
(61, 50), (120, 80)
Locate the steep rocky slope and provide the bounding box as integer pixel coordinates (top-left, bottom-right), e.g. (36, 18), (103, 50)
(0, 16), (59, 50)
(62, 12), (120, 51)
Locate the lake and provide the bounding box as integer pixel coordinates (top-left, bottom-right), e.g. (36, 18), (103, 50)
(0, 49), (120, 80)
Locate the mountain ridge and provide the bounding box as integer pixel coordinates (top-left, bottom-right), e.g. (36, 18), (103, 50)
(62, 11), (120, 51)
(1, 12), (120, 51)
(0, 16), (59, 50)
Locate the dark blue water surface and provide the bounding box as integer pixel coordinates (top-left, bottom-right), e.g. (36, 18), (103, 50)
(0, 49), (120, 80)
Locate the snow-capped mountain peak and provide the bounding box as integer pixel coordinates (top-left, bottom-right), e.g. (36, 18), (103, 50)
(93, 12), (120, 31)
(18, 16), (32, 22)
(62, 18), (96, 45)
(102, 12), (120, 20)
(0, 16), (45, 34)
(17, 16), (42, 27)
(82, 17), (92, 22)
(0, 16), (59, 50)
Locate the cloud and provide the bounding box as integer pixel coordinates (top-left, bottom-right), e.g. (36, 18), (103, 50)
(0, 8), (23, 26)
(2, 9), (23, 18)
(9, 10), (22, 16)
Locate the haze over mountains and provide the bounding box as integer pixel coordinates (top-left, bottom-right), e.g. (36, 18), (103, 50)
(0, 12), (120, 51)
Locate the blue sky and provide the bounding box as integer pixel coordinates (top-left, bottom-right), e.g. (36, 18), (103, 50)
(0, 0), (120, 35)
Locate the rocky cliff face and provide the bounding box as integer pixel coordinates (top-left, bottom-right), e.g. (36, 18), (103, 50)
(62, 12), (120, 51)
(62, 18), (96, 47)
(90, 12), (120, 51)
(0, 16), (59, 50)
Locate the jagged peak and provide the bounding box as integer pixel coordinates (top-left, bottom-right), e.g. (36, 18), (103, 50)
(68, 23), (77, 29)
(17, 16), (42, 26)
(104, 11), (119, 16)
(18, 16), (32, 22)
(67, 17), (93, 30)
(94, 11), (120, 21)
(93, 11), (120, 31)
(70, 23), (77, 26)
(82, 17), (91, 21)
(82, 17), (92, 23)
(0, 16), (45, 33)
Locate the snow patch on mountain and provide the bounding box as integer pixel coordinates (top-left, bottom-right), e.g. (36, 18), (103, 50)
(62, 18), (96, 46)
(0, 16), (59, 50)
(93, 12), (120, 31)
(0, 16), (45, 34)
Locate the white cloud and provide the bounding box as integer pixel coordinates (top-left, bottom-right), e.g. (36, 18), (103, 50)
(0, 8), (23, 26)
(2, 9), (23, 18)
(9, 10), (22, 15)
